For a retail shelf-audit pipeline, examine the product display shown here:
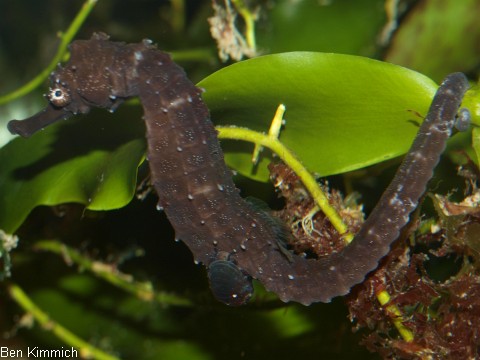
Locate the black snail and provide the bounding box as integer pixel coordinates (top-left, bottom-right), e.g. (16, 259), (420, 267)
(207, 251), (254, 306)
(8, 33), (470, 305)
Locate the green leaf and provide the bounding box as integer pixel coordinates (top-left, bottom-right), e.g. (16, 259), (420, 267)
(384, 0), (480, 82)
(257, 0), (385, 57)
(199, 52), (438, 181)
(0, 110), (145, 233)
(472, 127), (480, 165)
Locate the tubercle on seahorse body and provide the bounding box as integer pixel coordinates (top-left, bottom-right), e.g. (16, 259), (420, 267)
(6, 34), (471, 305)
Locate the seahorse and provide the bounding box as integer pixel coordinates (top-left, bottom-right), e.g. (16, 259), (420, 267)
(7, 33), (470, 305)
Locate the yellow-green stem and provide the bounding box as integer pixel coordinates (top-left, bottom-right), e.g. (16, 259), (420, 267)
(8, 283), (119, 360)
(231, 0), (257, 52)
(376, 289), (414, 342)
(34, 239), (193, 307)
(0, 0), (98, 105)
(217, 126), (353, 241)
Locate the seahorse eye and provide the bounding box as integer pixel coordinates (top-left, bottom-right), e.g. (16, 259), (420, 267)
(48, 86), (71, 107)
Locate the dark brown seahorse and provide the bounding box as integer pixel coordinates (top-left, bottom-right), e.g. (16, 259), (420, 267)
(7, 33), (470, 305)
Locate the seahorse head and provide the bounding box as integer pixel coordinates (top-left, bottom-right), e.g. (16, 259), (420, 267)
(8, 33), (130, 137)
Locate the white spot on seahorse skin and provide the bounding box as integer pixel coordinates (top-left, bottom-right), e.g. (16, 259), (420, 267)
(329, 266), (336, 271)
(194, 260), (199, 265)
(251, 222), (257, 228)
(200, 220), (205, 225)
(431, 123), (449, 134)
(146, 79), (151, 85)
(156, 204), (164, 211)
(389, 194), (403, 207)
(444, 88), (455, 96)
(157, 61), (163, 66)
(134, 51), (143, 61)
(412, 151), (424, 161)
(169, 97), (186, 108)
(405, 197), (416, 208)
(213, 240), (218, 245)
(187, 95), (193, 103)
(202, 140), (207, 145)
(288, 275), (295, 280)
(109, 95), (117, 100)
(177, 146), (183, 152)
(217, 184), (224, 191)
(161, 107), (168, 113)
(455, 108), (471, 132)
(188, 194), (194, 200)
(240, 244), (246, 250)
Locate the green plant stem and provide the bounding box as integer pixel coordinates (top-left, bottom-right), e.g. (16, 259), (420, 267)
(376, 289), (414, 342)
(231, 0), (257, 52)
(34, 240), (193, 307)
(218, 125), (414, 341)
(217, 126), (353, 241)
(7, 283), (118, 360)
(0, 0), (98, 105)
(170, 48), (216, 63)
(170, 0), (185, 33)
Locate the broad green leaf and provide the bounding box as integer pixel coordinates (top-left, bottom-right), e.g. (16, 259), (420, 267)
(384, 0), (480, 82)
(0, 110), (145, 233)
(258, 0), (385, 57)
(199, 52), (438, 181)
